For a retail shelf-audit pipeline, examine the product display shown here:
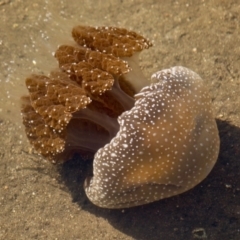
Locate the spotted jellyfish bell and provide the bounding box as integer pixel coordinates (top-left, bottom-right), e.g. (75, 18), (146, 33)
(84, 66), (220, 209)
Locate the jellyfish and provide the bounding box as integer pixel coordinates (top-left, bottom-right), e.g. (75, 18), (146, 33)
(21, 26), (220, 208)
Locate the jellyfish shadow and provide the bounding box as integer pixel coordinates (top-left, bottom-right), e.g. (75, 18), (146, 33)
(58, 119), (240, 240)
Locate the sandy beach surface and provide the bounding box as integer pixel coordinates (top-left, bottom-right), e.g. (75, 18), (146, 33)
(0, 0), (240, 239)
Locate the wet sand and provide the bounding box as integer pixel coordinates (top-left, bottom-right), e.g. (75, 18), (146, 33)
(0, 0), (240, 239)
